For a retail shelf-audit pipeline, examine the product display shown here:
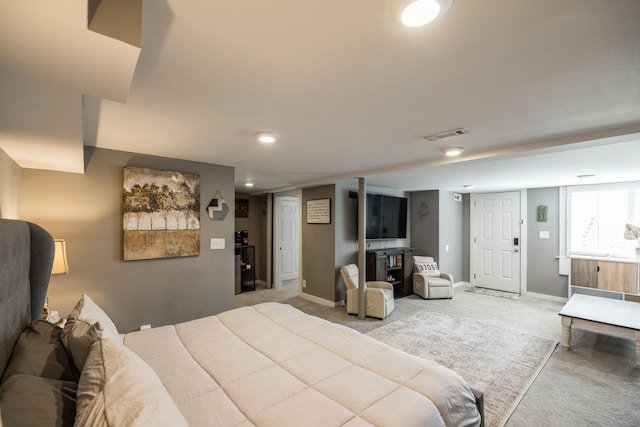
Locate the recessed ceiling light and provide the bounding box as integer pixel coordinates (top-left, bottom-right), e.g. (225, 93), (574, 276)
(256, 131), (278, 144)
(392, 0), (455, 28)
(245, 182), (254, 187)
(444, 147), (464, 157)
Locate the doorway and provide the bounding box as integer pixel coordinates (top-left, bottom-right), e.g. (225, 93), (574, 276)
(471, 191), (526, 293)
(274, 194), (300, 288)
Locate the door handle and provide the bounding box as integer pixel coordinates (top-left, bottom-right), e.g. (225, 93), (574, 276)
(514, 248), (520, 253)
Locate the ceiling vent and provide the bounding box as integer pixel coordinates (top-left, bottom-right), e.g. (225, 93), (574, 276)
(423, 128), (469, 142)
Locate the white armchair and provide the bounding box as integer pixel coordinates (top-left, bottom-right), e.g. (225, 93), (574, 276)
(340, 264), (394, 319)
(413, 256), (453, 299)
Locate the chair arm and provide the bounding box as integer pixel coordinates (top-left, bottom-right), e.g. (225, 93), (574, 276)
(366, 281), (393, 290)
(440, 272), (454, 283)
(365, 287), (386, 306)
(413, 273), (429, 285)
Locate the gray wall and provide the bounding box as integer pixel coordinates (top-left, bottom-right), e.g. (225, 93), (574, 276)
(301, 185), (336, 301)
(20, 147), (236, 333)
(410, 190), (440, 261)
(0, 148), (21, 220)
(527, 187), (568, 297)
(462, 194), (471, 282)
(409, 190), (464, 283)
(438, 191), (464, 283)
(335, 182), (357, 303)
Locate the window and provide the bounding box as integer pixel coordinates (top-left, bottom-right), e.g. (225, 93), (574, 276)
(567, 182), (640, 257)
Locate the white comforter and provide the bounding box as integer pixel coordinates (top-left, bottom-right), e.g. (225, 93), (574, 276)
(124, 303), (480, 427)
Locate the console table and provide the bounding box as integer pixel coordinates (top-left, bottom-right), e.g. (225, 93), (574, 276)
(559, 294), (640, 366)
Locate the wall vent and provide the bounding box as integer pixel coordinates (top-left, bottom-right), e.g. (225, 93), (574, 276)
(423, 128), (469, 141)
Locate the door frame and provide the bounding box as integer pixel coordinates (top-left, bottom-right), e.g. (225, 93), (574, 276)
(273, 190), (302, 289)
(469, 190), (528, 294)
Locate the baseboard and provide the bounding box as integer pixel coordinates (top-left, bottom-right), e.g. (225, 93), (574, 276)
(298, 291), (341, 308)
(454, 281), (469, 289)
(525, 291), (568, 303)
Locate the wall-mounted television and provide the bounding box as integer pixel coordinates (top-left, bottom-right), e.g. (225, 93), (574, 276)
(350, 192), (408, 239)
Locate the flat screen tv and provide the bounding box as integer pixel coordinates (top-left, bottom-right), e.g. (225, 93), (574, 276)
(365, 193), (408, 239)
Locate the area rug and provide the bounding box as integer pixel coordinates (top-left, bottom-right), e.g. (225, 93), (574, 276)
(366, 310), (557, 427)
(465, 286), (520, 299)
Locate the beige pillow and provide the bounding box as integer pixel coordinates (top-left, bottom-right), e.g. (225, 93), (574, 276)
(414, 261), (440, 276)
(75, 336), (188, 427)
(67, 294), (119, 340)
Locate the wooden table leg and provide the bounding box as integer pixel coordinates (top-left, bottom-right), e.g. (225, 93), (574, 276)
(561, 316), (572, 348)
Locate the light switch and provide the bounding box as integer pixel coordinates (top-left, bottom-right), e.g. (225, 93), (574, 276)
(210, 238), (225, 249)
(539, 230), (550, 239)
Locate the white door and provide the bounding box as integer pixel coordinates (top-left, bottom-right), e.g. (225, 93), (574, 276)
(279, 197), (299, 282)
(474, 191), (521, 293)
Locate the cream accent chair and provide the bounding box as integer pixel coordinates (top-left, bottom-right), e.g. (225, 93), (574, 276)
(340, 264), (394, 319)
(413, 256), (454, 299)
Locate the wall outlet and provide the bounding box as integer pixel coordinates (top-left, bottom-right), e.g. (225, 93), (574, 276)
(210, 238), (225, 249)
(140, 324), (151, 330)
(302, 279), (307, 288)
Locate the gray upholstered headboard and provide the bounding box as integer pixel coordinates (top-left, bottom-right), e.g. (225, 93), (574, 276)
(0, 219), (54, 376)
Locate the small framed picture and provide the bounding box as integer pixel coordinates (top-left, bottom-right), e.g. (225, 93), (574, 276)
(306, 198), (331, 224)
(235, 199), (249, 218)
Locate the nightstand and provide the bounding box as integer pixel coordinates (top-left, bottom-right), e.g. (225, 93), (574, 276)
(46, 310), (66, 328)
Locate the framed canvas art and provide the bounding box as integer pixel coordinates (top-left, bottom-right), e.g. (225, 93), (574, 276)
(122, 167), (200, 260)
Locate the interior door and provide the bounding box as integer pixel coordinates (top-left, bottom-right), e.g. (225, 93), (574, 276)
(474, 191), (521, 293)
(279, 196), (299, 282)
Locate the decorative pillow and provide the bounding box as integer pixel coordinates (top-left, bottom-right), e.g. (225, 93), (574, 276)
(414, 262), (440, 276)
(0, 374), (77, 426)
(75, 336), (188, 426)
(61, 318), (102, 375)
(1, 320), (76, 383)
(67, 294), (120, 340)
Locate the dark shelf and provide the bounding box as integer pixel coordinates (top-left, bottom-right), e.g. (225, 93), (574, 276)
(366, 248), (414, 298)
(235, 245), (256, 293)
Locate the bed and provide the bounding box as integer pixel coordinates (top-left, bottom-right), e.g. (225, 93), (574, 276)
(0, 218), (483, 426)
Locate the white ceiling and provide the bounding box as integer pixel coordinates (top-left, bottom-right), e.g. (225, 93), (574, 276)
(2, 0), (640, 194)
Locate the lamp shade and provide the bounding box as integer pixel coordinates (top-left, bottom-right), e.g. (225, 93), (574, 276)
(51, 239), (69, 275)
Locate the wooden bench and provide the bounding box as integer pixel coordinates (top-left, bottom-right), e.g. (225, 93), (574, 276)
(559, 294), (640, 366)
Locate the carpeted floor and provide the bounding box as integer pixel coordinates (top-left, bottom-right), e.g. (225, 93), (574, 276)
(367, 310), (557, 427)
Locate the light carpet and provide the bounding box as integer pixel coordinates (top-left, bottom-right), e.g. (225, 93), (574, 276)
(465, 286), (520, 300)
(366, 310), (557, 427)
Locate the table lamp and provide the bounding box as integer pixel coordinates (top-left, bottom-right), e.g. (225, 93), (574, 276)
(44, 239), (69, 319)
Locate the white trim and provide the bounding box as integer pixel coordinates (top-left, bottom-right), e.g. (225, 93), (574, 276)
(298, 291), (341, 308)
(453, 281), (468, 289)
(469, 193), (476, 286)
(524, 291), (568, 303)
(520, 189), (528, 295)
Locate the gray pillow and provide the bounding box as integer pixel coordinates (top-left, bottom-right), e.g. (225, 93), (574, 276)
(60, 318), (102, 375)
(1, 320), (76, 383)
(0, 374), (77, 427)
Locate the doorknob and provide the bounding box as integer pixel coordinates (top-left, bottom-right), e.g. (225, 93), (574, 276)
(514, 248), (520, 253)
